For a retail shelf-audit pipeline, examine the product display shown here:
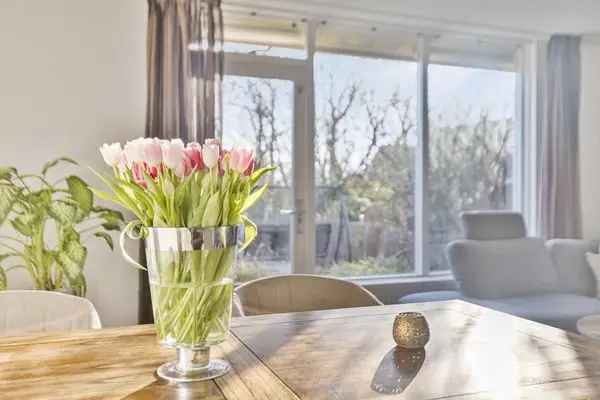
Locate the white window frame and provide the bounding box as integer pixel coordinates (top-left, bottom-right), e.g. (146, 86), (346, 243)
(224, 20), (534, 281)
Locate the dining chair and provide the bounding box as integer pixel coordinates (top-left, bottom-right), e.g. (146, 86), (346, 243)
(235, 274), (383, 316)
(0, 290), (102, 336)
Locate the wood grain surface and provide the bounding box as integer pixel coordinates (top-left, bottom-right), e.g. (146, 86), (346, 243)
(2, 300), (600, 399)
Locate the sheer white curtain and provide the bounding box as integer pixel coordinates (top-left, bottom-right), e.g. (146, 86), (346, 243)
(537, 35), (582, 239)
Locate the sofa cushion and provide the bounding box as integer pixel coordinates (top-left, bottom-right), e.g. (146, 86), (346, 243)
(546, 239), (598, 296)
(471, 294), (600, 332)
(398, 291), (600, 332)
(461, 211), (526, 240)
(447, 237), (559, 299)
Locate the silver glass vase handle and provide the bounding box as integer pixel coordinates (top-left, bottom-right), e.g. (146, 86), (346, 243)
(119, 221), (147, 271)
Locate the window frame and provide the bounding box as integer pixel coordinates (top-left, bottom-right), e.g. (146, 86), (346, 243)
(223, 22), (533, 281)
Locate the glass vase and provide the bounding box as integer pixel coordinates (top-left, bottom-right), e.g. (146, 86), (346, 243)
(121, 224), (243, 382)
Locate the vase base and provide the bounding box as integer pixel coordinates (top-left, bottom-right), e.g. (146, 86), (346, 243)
(157, 359), (231, 382)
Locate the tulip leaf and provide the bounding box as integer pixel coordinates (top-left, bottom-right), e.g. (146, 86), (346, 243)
(67, 175), (93, 214)
(42, 157), (78, 176)
(239, 183), (269, 214)
(48, 202), (77, 226)
(202, 191), (221, 227)
(249, 166), (277, 187)
(94, 232), (114, 251)
(240, 215), (257, 251)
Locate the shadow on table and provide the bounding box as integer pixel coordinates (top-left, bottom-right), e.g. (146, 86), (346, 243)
(371, 346), (425, 395)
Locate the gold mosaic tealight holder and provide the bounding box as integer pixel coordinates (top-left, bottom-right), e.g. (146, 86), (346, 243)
(393, 312), (430, 349)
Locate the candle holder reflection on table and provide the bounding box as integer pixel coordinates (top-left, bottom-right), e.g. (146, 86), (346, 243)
(393, 312), (430, 349)
(371, 347), (426, 394)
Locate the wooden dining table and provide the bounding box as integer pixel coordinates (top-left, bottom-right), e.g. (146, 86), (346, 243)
(3, 300), (600, 399)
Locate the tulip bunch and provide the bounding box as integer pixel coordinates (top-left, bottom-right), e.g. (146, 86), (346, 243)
(95, 137), (271, 235)
(100, 138), (254, 186)
(94, 137), (274, 346)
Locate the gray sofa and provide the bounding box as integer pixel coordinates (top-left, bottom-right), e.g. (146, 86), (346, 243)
(399, 211), (600, 332)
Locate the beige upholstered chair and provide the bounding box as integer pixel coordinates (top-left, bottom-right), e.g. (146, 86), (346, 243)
(0, 290), (102, 336)
(235, 274), (383, 316)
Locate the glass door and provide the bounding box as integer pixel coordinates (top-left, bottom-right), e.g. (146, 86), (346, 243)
(222, 75), (295, 282)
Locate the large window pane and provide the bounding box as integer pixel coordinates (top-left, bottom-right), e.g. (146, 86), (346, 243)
(314, 52), (418, 277)
(428, 64), (516, 271)
(222, 76), (294, 282)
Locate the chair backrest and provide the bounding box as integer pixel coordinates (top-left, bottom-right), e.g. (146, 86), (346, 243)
(447, 211), (559, 299)
(235, 274), (383, 316)
(546, 238), (599, 296)
(461, 210), (527, 240)
(0, 290), (102, 336)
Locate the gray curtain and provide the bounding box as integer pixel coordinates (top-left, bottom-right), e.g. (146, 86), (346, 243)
(140, 0), (224, 323)
(145, 0), (224, 141)
(538, 35), (582, 239)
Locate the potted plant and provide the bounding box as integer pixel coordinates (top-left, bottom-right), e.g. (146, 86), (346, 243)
(0, 158), (123, 296)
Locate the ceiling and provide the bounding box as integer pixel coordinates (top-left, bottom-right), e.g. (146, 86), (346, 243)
(224, 0), (600, 36)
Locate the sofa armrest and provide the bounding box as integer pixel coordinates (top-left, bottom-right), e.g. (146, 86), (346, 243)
(546, 239), (599, 296)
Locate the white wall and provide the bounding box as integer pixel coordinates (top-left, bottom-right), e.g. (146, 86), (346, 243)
(0, 0), (147, 326)
(580, 36), (600, 239)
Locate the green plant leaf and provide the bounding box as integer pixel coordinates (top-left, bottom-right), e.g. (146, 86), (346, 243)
(41, 157), (78, 176)
(0, 267), (6, 290)
(66, 175), (93, 214)
(27, 189), (52, 208)
(93, 207), (124, 222)
(10, 215), (33, 236)
(0, 167), (16, 181)
(94, 232), (114, 250)
(101, 222), (121, 231)
(0, 185), (17, 225)
(73, 274), (87, 297)
(239, 183), (269, 214)
(55, 235), (87, 282)
(48, 202), (77, 225)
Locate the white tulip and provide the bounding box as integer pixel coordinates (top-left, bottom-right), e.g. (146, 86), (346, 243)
(161, 138), (185, 169)
(202, 143), (220, 169)
(123, 138), (146, 166)
(99, 143), (123, 167)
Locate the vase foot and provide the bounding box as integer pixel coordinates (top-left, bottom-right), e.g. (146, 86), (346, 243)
(157, 359), (231, 382)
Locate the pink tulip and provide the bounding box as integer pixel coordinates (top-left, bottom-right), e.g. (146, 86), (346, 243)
(202, 143), (220, 169)
(184, 142), (204, 171)
(143, 138), (162, 166)
(161, 139), (185, 169)
(131, 162), (147, 187)
(99, 143), (122, 167)
(174, 156), (193, 178)
(244, 158), (255, 176)
(229, 148), (254, 174)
